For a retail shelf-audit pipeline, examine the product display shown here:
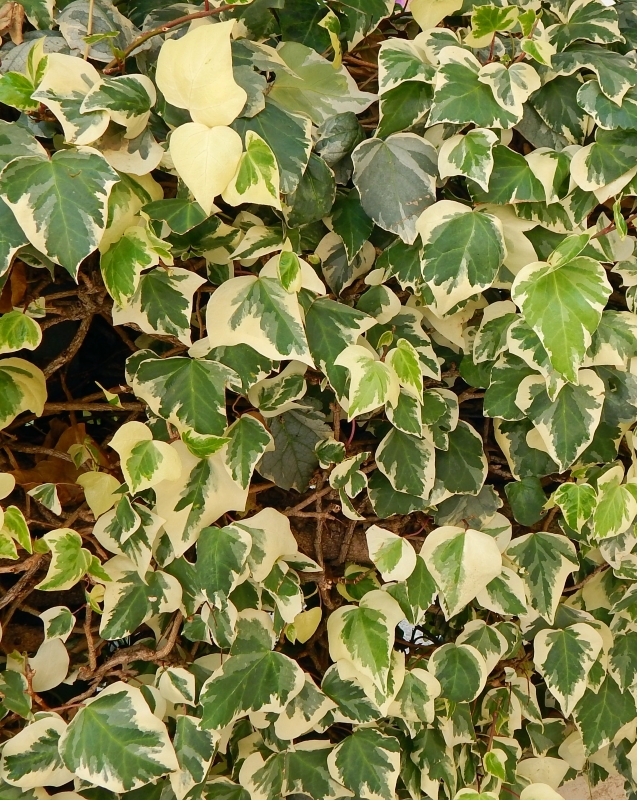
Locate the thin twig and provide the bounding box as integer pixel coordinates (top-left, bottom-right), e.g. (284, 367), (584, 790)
(102, 4), (239, 73)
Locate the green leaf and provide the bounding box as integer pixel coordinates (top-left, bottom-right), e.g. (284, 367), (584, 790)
(225, 415), (273, 489)
(548, 0), (622, 51)
(36, 529), (94, 591)
(573, 676), (636, 756)
(553, 43), (637, 104)
(435, 421), (487, 496)
(0, 715), (72, 790)
(335, 345), (400, 419)
(0, 311), (41, 356)
(195, 523), (252, 603)
(142, 198), (207, 235)
(327, 728), (400, 800)
(438, 128), (498, 191)
(257, 401), (330, 491)
(331, 188), (374, 263)
(101, 226), (172, 307)
(377, 80), (433, 138)
(505, 477), (547, 527)
(131, 355), (237, 438)
(515, 371), (605, 472)
(553, 482), (597, 532)
(534, 623), (603, 715)
(609, 631), (637, 691)
(0, 149), (118, 278)
(0, 671), (31, 718)
(233, 99), (312, 194)
(417, 202), (505, 315)
(420, 526), (502, 619)
(512, 255), (611, 383)
(376, 426), (435, 500)
(0, 358), (46, 430)
(428, 643), (487, 702)
(284, 153), (335, 228)
(352, 133), (437, 244)
(305, 297), (375, 400)
(430, 48), (519, 129)
(269, 42), (375, 126)
(377, 38), (435, 93)
(470, 144), (546, 203)
(506, 532), (579, 623)
(0, 73), (39, 112)
(529, 75), (589, 144)
(200, 612), (304, 729)
(59, 682), (178, 793)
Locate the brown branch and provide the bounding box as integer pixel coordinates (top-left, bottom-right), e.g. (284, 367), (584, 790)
(103, 4), (240, 73)
(42, 402), (144, 413)
(44, 315), (93, 378)
(84, 605), (97, 673)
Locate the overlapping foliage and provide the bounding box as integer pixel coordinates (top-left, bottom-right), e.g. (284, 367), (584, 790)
(0, 0), (636, 798)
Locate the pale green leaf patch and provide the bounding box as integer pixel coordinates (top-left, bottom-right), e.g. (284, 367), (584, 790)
(420, 526), (502, 619)
(335, 344), (400, 420)
(108, 420), (182, 494)
(385, 338), (423, 401)
(366, 524), (417, 582)
(223, 131), (281, 210)
(0, 311), (41, 355)
(552, 482), (597, 533)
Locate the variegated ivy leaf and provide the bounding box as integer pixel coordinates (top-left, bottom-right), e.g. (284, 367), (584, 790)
(478, 62), (541, 119)
(377, 38), (435, 94)
(157, 666), (196, 706)
(328, 590), (403, 693)
(592, 464), (637, 539)
(420, 526), (503, 619)
(467, 3), (519, 47)
(475, 566), (529, 617)
(511, 254), (612, 383)
(27, 482), (62, 516)
(1, 505), (31, 553)
(112, 267), (205, 346)
(438, 128), (498, 192)
(170, 714), (217, 800)
(100, 225), (172, 307)
(428, 642), (488, 703)
(329, 451), (368, 520)
(352, 133), (437, 244)
(36, 528), (107, 592)
(473, 301), (518, 364)
(586, 310), (637, 368)
(552, 482), (597, 533)
(416, 200), (505, 316)
(547, 0), (622, 51)
(570, 129), (637, 198)
(327, 728), (400, 800)
(335, 344), (400, 419)
(456, 620), (508, 674)
(224, 415), (273, 489)
(385, 338), (423, 400)
(195, 523), (252, 605)
(0, 714), (73, 789)
(553, 44), (637, 105)
(100, 556), (181, 639)
(410, 0), (462, 29)
(199, 610), (305, 730)
(429, 47), (519, 129)
(269, 42), (375, 126)
(573, 675), (637, 756)
(515, 371), (605, 472)
(108, 421), (182, 494)
(0, 310), (41, 355)
(577, 80), (637, 132)
(0, 149), (118, 278)
(80, 73), (156, 139)
(506, 532), (579, 623)
(366, 524), (417, 582)
(40, 605), (74, 642)
(196, 275), (312, 366)
(534, 623), (604, 715)
(130, 354), (238, 439)
(247, 360), (307, 417)
(156, 20), (246, 128)
(31, 54), (108, 145)
(223, 131), (281, 210)
(59, 681), (178, 793)
(375, 426), (435, 500)
(93, 502), (163, 577)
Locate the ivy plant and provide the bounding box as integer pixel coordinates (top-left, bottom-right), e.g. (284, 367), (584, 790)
(0, 0), (636, 799)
